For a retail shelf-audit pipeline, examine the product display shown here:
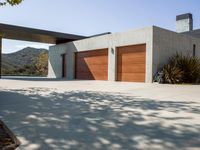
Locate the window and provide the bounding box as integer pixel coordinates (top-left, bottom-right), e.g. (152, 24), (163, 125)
(193, 44), (196, 57)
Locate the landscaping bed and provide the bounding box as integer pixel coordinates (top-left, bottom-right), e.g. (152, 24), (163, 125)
(154, 53), (200, 84)
(0, 120), (20, 150)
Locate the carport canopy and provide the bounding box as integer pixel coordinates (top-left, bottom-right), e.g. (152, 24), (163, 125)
(0, 23), (86, 44)
(0, 23), (87, 77)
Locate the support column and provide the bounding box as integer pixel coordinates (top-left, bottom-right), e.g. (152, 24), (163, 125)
(108, 47), (117, 81)
(0, 37), (2, 78)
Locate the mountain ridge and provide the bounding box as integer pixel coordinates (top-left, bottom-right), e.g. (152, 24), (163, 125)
(2, 47), (48, 76)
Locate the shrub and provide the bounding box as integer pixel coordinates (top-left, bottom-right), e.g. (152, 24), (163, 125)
(162, 64), (183, 84)
(154, 53), (200, 84)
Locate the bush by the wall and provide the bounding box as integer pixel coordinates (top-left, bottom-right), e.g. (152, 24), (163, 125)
(154, 53), (200, 84)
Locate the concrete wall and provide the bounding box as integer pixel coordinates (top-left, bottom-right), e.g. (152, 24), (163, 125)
(48, 44), (67, 78)
(152, 26), (200, 77)
(48, 27), (154, 82)
(182, 29), (200, 39)
(48, 26), (200, 83)
(176, 18), (193, 33)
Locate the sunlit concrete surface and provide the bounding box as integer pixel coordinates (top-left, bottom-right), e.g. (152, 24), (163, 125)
(0, 78), (200, 150)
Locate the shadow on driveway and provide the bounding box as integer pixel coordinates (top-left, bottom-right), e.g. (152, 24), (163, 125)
(0, 88), (200, 150)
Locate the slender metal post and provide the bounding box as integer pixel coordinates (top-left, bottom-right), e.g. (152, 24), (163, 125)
(0, 37), (2, 78)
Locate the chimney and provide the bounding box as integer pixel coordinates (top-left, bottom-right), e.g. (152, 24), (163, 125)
(176, 13), (193, 33)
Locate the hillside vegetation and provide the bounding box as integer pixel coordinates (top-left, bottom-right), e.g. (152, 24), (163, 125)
(2, 47), (48, 76)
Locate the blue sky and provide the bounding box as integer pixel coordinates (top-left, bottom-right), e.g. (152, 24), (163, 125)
(1, 0), (200, 53)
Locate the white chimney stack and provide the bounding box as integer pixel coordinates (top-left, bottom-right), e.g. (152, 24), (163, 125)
(176, 13), (193, 33)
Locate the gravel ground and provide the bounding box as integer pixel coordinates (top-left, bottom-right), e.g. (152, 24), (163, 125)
(0, 78), (200, 150)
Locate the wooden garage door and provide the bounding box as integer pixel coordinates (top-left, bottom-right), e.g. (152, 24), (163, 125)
(75, 49), (108, 80)
(117, 44), (146, 82)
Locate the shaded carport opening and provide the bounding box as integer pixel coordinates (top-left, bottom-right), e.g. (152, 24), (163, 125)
(0, 23), (87, 78)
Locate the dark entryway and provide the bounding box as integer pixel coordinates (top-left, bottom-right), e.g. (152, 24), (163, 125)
(61, 54), (66, 78)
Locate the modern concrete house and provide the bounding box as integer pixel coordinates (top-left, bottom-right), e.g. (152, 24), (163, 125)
(48, 13), (200, 83)
(0, 13), (199, 82)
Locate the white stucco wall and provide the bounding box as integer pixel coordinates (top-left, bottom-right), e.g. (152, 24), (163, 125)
(48, 27), (154, 82)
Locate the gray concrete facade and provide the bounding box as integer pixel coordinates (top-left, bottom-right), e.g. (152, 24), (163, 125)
(48, 27), (153, 82)
(48, 26), (200, 83)
(153, 26), (200, 76)
(182, 29), (200, 39)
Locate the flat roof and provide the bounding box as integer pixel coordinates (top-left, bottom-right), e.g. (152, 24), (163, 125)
(0, 23), (87, 44)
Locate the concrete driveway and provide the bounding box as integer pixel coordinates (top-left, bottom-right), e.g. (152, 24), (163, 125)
(0, 79), (200, 150)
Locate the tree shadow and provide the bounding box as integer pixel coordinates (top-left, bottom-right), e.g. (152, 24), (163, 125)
(0, 88), (200, 150)
(1, 77), (66, 82)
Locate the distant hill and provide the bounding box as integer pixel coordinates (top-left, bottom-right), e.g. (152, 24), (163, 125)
(2, 47), (48, 76)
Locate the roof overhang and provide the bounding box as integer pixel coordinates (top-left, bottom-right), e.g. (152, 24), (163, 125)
(0, 23), (87, 44)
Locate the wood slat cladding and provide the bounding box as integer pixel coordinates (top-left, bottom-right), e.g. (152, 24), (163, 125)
(117, 44), (146, 82)
(75, 49), (108, 80)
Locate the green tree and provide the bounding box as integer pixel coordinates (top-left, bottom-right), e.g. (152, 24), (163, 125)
(35, 52), (48, 76)
(0, 0), (23, 6)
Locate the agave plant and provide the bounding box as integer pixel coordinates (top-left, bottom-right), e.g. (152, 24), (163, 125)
(177, 55), (200, 83)
(155, 53), (200, 84)
(162, 64), (183, 84)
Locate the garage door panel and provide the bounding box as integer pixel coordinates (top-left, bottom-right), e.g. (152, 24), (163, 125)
(76, 65), (108, 72)
(117, 44), (146, 82)
(76, 54), (107, 59)
(76, 57), (108, 65)
(118, 45), (145, 52)
(117, 59), (145, 64)
(76, 50), (108, 58)
(117, 73), (145, 82)
(120, 54), (146, 60)
(76, 70), (108, 74)
(75, 49), (108, 80)
(77, 71), (108, 76)
(76, 72), (108, 80)
(76, 73), (94, 80)
(118, 49), (145, 54)
(118, 52), (145, 58)
(117, 65), (146, 73)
